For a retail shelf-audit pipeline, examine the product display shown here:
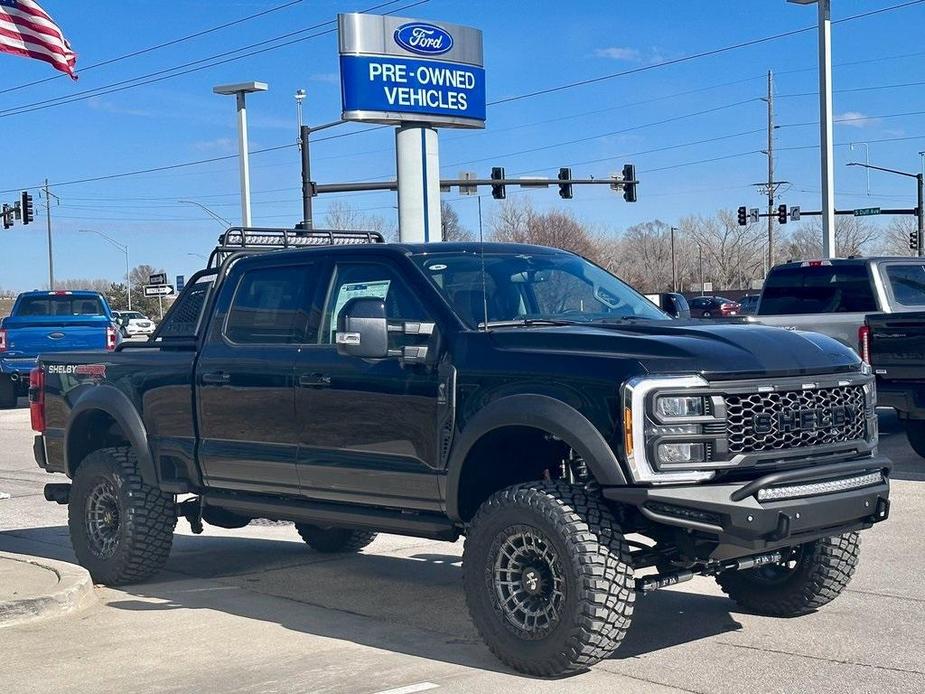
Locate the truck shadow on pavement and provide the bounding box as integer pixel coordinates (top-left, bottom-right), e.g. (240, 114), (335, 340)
(0, 524), (743, 675)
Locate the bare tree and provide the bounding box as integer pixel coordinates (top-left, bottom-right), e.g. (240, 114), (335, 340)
(601, 221), (674, 293)
(682, 211), (766, 290)
(489, 200), (601, 261)
(876, 217), (917, 257)
(781, 217), (879, 260)
(324, 200), (395, 240)
(441, 201), (472, 241)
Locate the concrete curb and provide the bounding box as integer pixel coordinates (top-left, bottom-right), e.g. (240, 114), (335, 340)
(0, 552), (97, 628)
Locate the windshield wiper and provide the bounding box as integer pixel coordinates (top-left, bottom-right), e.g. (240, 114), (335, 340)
(478, 318), (590, 329)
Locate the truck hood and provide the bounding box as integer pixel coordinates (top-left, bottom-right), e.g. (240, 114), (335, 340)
(488, 320), (861, 379)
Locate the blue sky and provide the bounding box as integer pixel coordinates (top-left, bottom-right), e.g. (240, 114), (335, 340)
(1, 0), (924, 290)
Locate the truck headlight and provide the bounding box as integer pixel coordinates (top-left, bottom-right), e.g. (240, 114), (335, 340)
(655, 395), (705, 418)
(623, 375), (715, 484)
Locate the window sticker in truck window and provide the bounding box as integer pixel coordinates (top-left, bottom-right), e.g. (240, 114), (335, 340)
(332, 280), (391, 323)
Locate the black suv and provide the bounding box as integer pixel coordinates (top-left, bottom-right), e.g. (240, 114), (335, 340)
(31, 229), (891, 677)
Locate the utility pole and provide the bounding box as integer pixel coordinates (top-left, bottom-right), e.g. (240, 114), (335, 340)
(918, 173), (924, 257)
(699, 246), (704, 296)
(766, 70), (775, 273)
(670, 226), (678, 292)
(44, 179), (55, 289)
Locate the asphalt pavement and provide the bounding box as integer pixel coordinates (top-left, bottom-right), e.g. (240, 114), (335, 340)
(1, 399), (923, 693)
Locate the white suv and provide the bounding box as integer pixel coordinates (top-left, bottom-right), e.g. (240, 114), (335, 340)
(112, 310), (156, 336)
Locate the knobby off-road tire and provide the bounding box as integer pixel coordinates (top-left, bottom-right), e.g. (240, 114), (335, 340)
(716, 532), (860, 617)
(463, 481), (635, 677)
(295, 524), (377, 553)
(0, 375), (17, 409)
(904, 419), (925, 459)
(68, 447), (176, 585)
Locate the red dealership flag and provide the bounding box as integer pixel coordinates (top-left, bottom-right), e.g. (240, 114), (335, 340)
(0, 0), (77, 79)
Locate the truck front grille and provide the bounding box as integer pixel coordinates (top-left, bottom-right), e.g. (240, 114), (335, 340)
(725, 385), (867, 455)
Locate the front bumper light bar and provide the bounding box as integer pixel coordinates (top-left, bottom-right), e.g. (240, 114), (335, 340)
(755, 470), (884, 502)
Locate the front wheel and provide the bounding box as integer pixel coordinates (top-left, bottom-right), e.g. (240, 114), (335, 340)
(904, 419), (925, 458)
(716, 533), (860, 617)
(463, 481), (635, 677)
(68, 447), (176, 585)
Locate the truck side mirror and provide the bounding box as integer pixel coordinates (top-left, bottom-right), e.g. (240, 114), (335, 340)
(336, 297), (389, 358)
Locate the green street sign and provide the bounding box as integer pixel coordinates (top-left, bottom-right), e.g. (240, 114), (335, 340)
(854, 207), (881, 217)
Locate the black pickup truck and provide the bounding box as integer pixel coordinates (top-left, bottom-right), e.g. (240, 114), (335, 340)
(30, 228), (891, 676)
(862, 310), (925, 457)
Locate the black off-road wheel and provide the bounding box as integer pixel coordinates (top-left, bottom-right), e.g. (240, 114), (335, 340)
(716, 532), (860, 617)
(295, 524), (377, 553)
(68, 447), (176, 585)
(462, 481), (635, 677)
(904, 419), (925, 459)
(0, 375), (17, 409)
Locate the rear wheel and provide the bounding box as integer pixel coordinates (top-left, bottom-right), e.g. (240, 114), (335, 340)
(904, 419), (925, 458)
(463, 481), (635, 677)
(68, 447), (176, 585)
(0, 375), (17, 408)
(295, 524), (377, 553)
(716, 533), (860, 617)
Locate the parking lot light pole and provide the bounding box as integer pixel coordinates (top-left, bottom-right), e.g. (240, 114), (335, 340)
(788, 0), (836, 257)
(79, 229), (131, 310)
(213, 82), (268, 227)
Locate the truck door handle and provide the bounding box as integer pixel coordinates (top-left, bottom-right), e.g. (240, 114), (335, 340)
(299, 373), (332, 388)
(201, 372), (231, 386)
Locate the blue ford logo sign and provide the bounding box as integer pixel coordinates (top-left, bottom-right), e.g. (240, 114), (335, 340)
(393, 22), (453, 56)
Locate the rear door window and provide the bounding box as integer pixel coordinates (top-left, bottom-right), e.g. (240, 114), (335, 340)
(760, 264), (876, 314)
(16, 295), (104, 316)
(225, 265), (321, 344)
(884, 263), (925, 307)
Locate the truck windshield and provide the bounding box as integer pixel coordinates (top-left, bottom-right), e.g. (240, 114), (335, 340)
(759, 264), (876, 315)
(16, 295), (105, 316)
(884, 263), (925, 307)
(412, 250), (668, 327)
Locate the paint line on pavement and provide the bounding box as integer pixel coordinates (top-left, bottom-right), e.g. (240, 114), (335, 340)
(374, 682), (440, 694)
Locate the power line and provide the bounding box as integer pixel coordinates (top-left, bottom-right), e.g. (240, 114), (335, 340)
(0, 0), (421, 120)
(486, 0), (925, 107)
(0, 0), (305, 96)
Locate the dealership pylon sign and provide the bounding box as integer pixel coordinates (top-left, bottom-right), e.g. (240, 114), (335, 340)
(337, 13), (485, 129)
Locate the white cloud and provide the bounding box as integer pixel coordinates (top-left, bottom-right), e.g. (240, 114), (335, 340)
(86, 97), (150, 117)
(192, 137), (236, 153)
(594, 47), (642, 62)
(309, 72), (340, 84)
(836, 111), (881, 128)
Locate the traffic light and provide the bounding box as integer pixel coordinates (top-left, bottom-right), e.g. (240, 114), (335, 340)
(777, 204), (788, 224)
(557, 167), (572, 199)
(622, 163), (637, 202)
(21, 191), (33, 225)
(1, 204), (11, 230)
(490, 166), (506, 200)
(910, 229), (919, 251)
(737, 206), (747, 226)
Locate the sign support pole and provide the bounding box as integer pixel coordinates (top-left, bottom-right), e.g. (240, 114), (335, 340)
(396, 125), (442, 242)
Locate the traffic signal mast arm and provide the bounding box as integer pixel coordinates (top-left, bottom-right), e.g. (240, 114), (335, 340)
(312, 173), (640, 195)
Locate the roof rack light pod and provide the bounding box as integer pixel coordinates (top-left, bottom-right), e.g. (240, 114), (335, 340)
(219, 227), (385, 250)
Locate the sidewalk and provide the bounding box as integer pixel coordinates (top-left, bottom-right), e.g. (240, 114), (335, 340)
(0, 551), (96, 627)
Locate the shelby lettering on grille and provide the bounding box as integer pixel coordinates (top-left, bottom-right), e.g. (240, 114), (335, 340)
(727, 386), (866, 454)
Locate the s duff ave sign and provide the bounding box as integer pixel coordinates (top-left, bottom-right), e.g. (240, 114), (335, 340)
(338, 13), (485, 128)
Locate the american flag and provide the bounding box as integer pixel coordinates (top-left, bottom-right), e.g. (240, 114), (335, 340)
(0, 0), (77, 79)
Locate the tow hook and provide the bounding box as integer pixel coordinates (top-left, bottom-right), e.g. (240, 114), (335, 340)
(43, 483), (71, 505)
(635, 550), (783, 593)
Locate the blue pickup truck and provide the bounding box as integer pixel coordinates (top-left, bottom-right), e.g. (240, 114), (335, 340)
(0, 290), (118, 407)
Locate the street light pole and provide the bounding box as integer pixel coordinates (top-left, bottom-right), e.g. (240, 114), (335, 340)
(213, 82), (268, 227)
(789, 0), (836, 257)
(847, 161), (924, 257)
(79, 229), (131, 309)
(850, 142), (870, 195)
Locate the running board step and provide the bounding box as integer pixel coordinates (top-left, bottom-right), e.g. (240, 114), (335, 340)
(202, 492), (459, 542)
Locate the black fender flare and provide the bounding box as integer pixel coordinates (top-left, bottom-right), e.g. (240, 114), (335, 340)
(65, 385), (157, 485)
(444, 394), (628, 522)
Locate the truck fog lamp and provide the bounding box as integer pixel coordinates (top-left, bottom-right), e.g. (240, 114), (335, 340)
(657, 442), (705, 465)
(656, 395), (704, 418)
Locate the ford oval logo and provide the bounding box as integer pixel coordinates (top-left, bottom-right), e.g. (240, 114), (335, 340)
(393, 22), (453, 56)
